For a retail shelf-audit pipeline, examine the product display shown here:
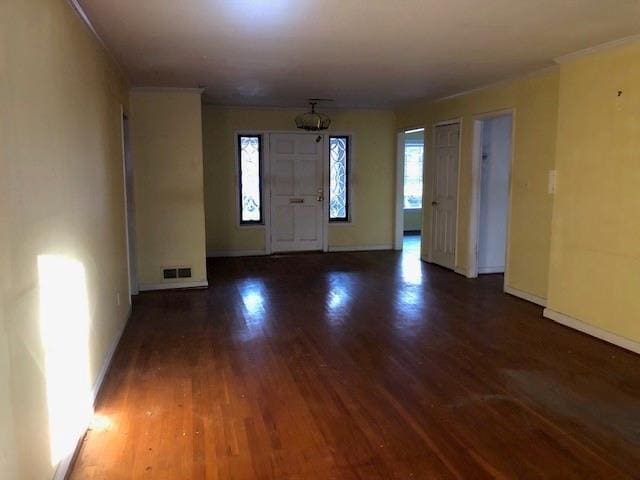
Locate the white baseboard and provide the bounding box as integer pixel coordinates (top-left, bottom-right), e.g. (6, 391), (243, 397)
(504, 285), (547, 307)
(209, 246), (396, 256)
(207, 250), (266, 258)
(52, 305), (132, 480)
(138, 280), (208, 292)
(328, 244), (393, 252)
(454, 266), (473, 278)
(543, 308), (640, 355)
(478, 266), (505, 274)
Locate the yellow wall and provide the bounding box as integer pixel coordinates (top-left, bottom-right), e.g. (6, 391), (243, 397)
(396, 70), (560, 299)
(202, 106), (397, 254)
(130, 90), (207, 287)
(547, 43), (640, 343)
(0, 0), (130, 478)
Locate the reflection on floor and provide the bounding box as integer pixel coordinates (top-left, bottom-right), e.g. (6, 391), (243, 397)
(70, 248), (640, 479)
(403, 233), (421, 259)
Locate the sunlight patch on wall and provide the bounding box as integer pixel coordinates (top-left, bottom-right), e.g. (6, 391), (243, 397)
(38, 255), (93, 467)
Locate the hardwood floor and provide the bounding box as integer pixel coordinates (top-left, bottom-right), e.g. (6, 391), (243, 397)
(70, 240), (640, 479)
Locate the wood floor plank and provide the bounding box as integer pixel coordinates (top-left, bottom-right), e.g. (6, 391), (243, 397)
(69, 239), (640, 479)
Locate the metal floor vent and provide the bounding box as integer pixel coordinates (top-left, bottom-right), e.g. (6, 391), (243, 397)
(163, 266), (192, 280)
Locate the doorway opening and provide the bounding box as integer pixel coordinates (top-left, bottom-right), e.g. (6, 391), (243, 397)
(395, 128), (425, 259)
(470, 112), (513, 280)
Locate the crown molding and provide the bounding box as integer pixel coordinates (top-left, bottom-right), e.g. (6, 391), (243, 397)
(554, 34), (640, 64)
(432, 65), (559, 104)
(131, 87), (205, 95)
(66, 0), (128, 81)
(67, 0), (102, 45)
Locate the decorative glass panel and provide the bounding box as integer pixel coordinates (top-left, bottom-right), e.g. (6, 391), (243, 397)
(404, 145), (424, 209)
(239, 136), (262, 223)
(330, 137), (348, 221)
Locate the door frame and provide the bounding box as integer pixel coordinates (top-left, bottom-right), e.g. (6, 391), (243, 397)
(394, 127), (426, 251)
(236, 130), (354, 255)
(468, 108), (515, 284)
(120, 105), (138, 299)
(429, 118), (463, 268)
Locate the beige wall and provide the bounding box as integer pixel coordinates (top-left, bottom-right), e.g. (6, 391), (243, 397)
(396, 70), (560, 300)
(202, 106), (397, 254)
(0, 0), (130, 478)
(547, 43), (640, 343)
(130, 90), (207, 287)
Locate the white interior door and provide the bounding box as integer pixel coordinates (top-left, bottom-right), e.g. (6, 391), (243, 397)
(430, 123), (460, 269)
(270, 134), (324, 253)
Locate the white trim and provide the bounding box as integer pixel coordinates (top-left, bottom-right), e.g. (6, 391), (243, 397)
(264, 145), (272, 256)
(478, 266), (505, 274)
(328, 131), (356, 226)
(120, 107), (138, 298)
(130, 87), (204, 95)
(120, 106), (132, 301)
(395, 126), (426, 251)
(65, 0), (129, 81)
(408, 35), (640, 108)
(235, 129), (356, 255)
(91, 307), (131, 399)
(52, 305), (132, 480)
(543, 308), (640, 355)
(433, 118), (462, 128)
(327, 244), (393, 252)
(322, 134), (330, 252)
(208, 250), (266, 258)
(468, 110), (515, 283)
(138, 281), (209, 292)
(504, 285), (547, 307)
(394, 131), (406, 250)
(454, 266), (473, 278)
(434, 66), (559, 104)
(234, 132), (267, 232)
(429, 119), (462, 270)
(554, 34), (640, 64)
(67, 0), (103, 44)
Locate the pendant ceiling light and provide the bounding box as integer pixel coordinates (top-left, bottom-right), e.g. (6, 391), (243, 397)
(295, 99), (332, 131)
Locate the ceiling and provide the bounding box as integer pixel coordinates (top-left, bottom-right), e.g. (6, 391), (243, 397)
(78, 0), (640, 108)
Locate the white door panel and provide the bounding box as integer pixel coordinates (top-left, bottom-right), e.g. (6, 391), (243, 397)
(297, 206), (319, 241)
(270, 134), (324, 252)
(431, 123), (460, 269)
(273, 205), (295, 242)
(272, 159), (294, 195)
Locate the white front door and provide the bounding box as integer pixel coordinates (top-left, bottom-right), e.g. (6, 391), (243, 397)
(430, 123), (460, 269)
(270, 134), (324, 253)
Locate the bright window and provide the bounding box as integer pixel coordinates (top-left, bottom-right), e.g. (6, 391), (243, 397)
(238, 135), (262, 224)
(329, 136), (350, 221)
(404, 143), (424, 209)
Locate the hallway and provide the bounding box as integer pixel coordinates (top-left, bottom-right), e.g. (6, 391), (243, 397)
(70, 250), (640, 479)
